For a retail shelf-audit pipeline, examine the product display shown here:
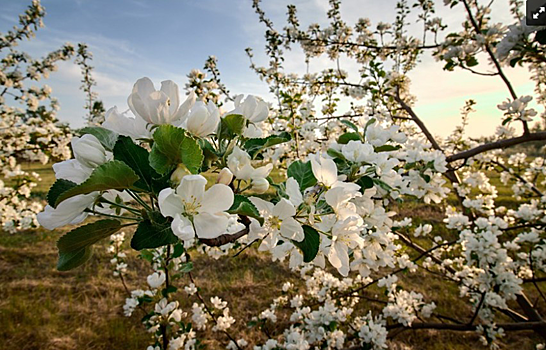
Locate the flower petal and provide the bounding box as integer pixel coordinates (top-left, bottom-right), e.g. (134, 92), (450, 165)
(285, 177), (303, 207)
(171, 214), (195, 241)
(272, 198), (296, 220)
(176, 175), (206, 204)
(158, 188), (184, 218)
(280, 217), (304, 241)
(201, 184), (234, 214)
(194, 212), (229, 239)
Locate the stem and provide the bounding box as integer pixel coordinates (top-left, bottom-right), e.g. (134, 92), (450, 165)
(127, 190), (152, 211)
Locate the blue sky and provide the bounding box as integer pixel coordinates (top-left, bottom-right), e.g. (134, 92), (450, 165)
(1, 0), (539, 138)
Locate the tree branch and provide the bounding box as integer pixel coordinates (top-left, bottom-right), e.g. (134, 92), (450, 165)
(446, 132), (546, 162)
(199, 215), (251, 247)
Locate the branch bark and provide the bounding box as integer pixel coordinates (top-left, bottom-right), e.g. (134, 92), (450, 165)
(446, 132), (546, 162)
(199, 215), (251, 247)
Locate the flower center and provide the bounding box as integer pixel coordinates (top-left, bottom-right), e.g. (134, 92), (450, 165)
(183, 196), (201, 217)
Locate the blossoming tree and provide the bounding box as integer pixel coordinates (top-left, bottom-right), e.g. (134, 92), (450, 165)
(0, 0), (103, 233)
(32, 0), (546, 349)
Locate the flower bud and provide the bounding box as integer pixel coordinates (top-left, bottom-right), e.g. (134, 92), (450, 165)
(251, 177), (269, 194)
(71, 134), (107, 168)
(171, 164), (191, 183)
(216, 168), (233, 185)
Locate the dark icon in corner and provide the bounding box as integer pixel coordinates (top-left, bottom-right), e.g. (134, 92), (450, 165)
(527, 0), (546, 25)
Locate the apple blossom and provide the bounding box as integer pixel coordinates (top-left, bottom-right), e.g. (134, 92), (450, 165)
(158, 175), (234, 241)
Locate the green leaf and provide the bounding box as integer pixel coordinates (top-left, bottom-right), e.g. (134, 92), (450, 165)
(114, 136), (160, 192)
(47, 179), (77, 208)
(337, 132), (361, 144)
(57, 219), (122, 252)
(172, 242), (185, 259)
(340, 119), (359, 132)
(228, 195), (263, 224)
(131, 212), (178, 250)
(287, 160), (317, 191)
(179, 261), (194, 273)
(374, 145), (401, 152)
(56, 219), (122, 271)
(292, 225), (320, 263)
(162, 286), (178, 297)
(149, 125), (187, 174)
(244, 132), (292, 158)
(149, 125), (203, 175)
(57, 246), (93, 271)
(149, 144), (172, 174)
(326, 148), (346, 160)
(357, 176), (374, 191)
(78, 127), (119, 151)
(180, 136), (204, 174)
(219, 114), (246, 138)
(55, 160), (139, 206)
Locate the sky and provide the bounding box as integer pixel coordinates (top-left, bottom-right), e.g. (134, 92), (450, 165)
(1, 0), (541, 138)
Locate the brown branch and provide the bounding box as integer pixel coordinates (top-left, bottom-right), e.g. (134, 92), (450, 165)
(446, 132), (546, 162)
(390, 90), (442, 152)
(386, 320), (546, 331)
(199, 215), (251, 247)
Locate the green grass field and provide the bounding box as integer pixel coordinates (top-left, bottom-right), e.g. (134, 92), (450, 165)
(0, 163), (543, 349)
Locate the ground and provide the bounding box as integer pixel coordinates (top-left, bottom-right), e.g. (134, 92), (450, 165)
(0, 162), (543, 349)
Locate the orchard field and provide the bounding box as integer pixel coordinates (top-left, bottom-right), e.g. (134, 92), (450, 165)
(2, 0), (546, 349)
(0, 163), (543, 349)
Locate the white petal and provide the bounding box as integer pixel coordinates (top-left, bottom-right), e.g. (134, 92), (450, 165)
(160, 80), (180, 117)
(285, 177), (303, 207)
(272, 198), (296, 220)
(158, 188), (184, 218)
(176, 175), (206, 205)
(171, 214), (195, 241)
(310, 155), (338, 187)
(52, 159), (92, 184)
(37, 193), (95, 230)
(249, 196), (274, 214)
(201, 184), (234, 214)
(280, 217), (304, 241)
(328, 241), (350, 276)
(194, 212), (229, 239)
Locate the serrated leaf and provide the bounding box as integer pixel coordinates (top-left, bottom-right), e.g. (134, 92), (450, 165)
(47, 179), (77, 208)
(179, 136), (203, 174)
(114, 136), (160, 192)
(292, 225), (320, 263)
(57, 246), (93, 271)
(149, 125), (203, 175)
(337, 132), (361, 144)
(79, 126), (119, 151)
(55, 161), (139, 206)
(57, 219), (122, 252)
(219, 114), (246, 138)
(228, 195), (264, 224)
(244, 132), (292, 158)
(56, 219), (122, 271)
(131, 212), (178, 250)
(149, 144), (172, 174)
(287, 160), (317, 191)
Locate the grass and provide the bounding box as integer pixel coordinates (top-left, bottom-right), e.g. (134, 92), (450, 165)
(0, 163), (544, 349)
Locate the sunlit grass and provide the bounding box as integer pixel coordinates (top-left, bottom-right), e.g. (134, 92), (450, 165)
(0, 162), (543, 349)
